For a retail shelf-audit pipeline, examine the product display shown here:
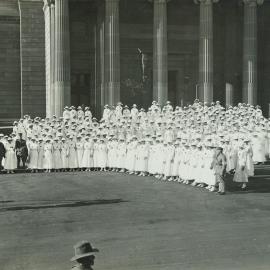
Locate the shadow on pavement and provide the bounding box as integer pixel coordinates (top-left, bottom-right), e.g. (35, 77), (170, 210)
(226, 174), (270, 194)
(0, 199), (127, 212)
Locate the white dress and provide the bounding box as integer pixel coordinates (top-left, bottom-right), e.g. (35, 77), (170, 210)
(188, 148), (197, 180)
(115, 106), (123, 119)
(116, 143), (127, 169)
(102, 108), (111, 121)
(37, 142), (44, 170)
(163, 145), (175, 177)
(76, 142), (84, 168)
(53, 142), (62, 169)
(136, 144), (149, 172)
(28, 142), (39, 169)
(61, 142), (69, 169)
(97, 143), (107, 168)
(203, 149), (216, 186)
(135, 144), (143, 172)
(181, 149), (191, 180)
(233, 149), (248, 183)
(147, 144), (155, 174)
(252, 135), (266, 163)
(43, 142), (53, 170)
(131, 108), (138, 121)
(4, 143), (16, 170)
(158, 144), (167, 175)
(194, 149), (204, 183)
(125, 141), (137, 171)
(107, 141), (114, 168)
(111, 141), (118, 168)
(81, 141), (93, 168)
(93, 142), (99, 168)
(68, 141), (78, 169)
(245, 145), (254, 176)
(223, 144), (235, 172)
(178, 148), (185, 179)
(172, 146), (181, 177)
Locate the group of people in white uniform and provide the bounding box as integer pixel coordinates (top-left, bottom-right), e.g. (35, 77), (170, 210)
(0, 100), (268, 192)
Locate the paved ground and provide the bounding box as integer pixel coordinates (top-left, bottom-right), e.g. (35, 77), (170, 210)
(0, 170), (270, 270)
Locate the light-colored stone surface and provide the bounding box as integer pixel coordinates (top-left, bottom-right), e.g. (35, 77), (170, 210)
(153, 0), (168, 106)
(0, 172), (270, 270)
(104, 0), (120, 106)
(54, 0), (71, 116)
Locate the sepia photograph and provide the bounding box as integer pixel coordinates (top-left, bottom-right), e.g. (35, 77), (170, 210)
(0, 0), (270, 269)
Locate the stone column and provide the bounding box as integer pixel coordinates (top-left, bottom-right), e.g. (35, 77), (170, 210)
(54, 0), (71, 117)
(195, 0), (219, 104)
(152, 0), (169, 106)
(242, 0), (263, 105)
(50, 2), (55, 116)
(104, 0), (120, 106)
(225, 83), (233, 107)
(97, 1), (105, 117)
(43, 0), (56, 117)
(43, 0), (52, 117)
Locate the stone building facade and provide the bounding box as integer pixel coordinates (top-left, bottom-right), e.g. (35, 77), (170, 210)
(0, 0), (269, 122)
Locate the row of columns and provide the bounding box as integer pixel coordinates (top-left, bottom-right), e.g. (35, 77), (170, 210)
(196, 0), (263, 105)
(43, 0), (263, 117)
(242, 0), (264, 105)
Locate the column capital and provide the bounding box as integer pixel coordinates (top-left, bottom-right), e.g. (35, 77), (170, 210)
(194, 0), (219, 4)
(242, 0), (264, 6)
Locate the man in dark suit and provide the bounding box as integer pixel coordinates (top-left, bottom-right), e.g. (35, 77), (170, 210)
(15, 133), (28, 169)
(0, 134), (5, 170)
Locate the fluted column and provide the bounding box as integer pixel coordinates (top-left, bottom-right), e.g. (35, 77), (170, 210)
(50, 2), (55, 116)
(195, 0), (219, 104)
(152, 0), (169, 106)
(97, 1), (105, 116)
(104, 0), (120, 106)
(242, 0), (263, 105)
(54, 0), (71, 117)
(43, 0), (52, 117)
(225, 83), (233, 107)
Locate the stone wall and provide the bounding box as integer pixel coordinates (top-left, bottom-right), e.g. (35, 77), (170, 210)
(19, 0), (46, 118)
(0, 1), (20, 120)
(0, 0), (270, 121)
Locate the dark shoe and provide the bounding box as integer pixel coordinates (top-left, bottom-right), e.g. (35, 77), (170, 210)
(218, 192), (226, 195)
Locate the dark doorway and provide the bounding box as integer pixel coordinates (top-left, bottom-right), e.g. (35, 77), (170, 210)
(71, 73), (91, 107)
(168, 71), (178, 107)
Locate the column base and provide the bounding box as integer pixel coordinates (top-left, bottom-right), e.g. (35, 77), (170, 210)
(54, 81), (71, 117)
(200, 83), (213, 104)
(106, 82), (120, 106)
(247, 83), (256, 105)
(225, 83), (233, 107)
(153, 82), (168, 106)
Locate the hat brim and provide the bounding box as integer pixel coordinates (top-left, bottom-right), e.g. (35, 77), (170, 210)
(70, 249), (99, 262)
